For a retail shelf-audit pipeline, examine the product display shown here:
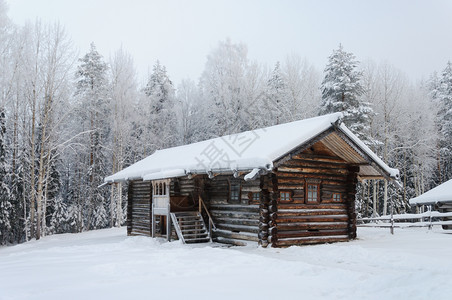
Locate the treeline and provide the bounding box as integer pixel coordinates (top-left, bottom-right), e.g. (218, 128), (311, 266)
(1, 4), (451, 245)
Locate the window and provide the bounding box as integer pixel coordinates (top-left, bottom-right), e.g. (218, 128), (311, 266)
(333, 193), (341, 202)
(279, 191), (292, 203)
(229, 180), (241, 203)
(251, 192), (260, 202)
(248, 192), (260, 202)
(306, 183), (320, 203)
(152, 180), (169, 197)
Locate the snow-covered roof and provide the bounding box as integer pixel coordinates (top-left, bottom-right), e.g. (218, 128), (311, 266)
(338, 124), (399, 179)
(409, 179), (452, 206)
(105, 112), (399, 183)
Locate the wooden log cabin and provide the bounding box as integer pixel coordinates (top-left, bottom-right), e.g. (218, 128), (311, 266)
(104, 113), (399, 247)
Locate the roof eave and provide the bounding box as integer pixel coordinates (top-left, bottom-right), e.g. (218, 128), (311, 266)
(333, 124), (400, 182)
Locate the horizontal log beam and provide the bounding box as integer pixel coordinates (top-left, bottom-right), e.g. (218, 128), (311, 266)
(276, 216), (348, 223)
(273, 236), (349, 247)
(276, 229), (348, 239)
(278, 203), (347, 210)
(276, 222), (348, 231)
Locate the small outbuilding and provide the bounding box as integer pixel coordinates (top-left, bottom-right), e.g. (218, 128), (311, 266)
(105, 113), (399, 247)
(410, 179), (452, 229)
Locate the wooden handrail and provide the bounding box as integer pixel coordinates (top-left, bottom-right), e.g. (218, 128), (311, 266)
(198, 195), (216, 230)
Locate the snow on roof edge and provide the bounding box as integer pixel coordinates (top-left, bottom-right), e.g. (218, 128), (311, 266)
(104, 113), (344, 183)
(338, 123), (400, 180)
(409, 179), (452, 205)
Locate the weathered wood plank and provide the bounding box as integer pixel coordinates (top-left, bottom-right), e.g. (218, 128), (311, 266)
(210, 210), (260, 220)
(277, 209), (347, 217)
(278, 165), (349, 176)
(278, 203), (347, 210)
(275, 215), (348, 223)
(291, 153), (346, 163)
(209, 204), (259, 213)
(274, 236), (349, 246)
(214, 218), (260, 227)
(216, 223), (259, 233)
(276, 222), (348, 231)
(213, 229), (259, 242)
(276, 229), (348, 239)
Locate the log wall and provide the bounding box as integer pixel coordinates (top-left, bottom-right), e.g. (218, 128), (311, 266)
(207, 175), (261, 245)
(170, 177), (198, 212)
(128, 180), (152, 236)
(272, 151), (357, 247)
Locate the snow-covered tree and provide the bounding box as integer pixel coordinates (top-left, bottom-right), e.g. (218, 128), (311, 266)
(176, 79), (205, 144)
(200, 39), (264, 135)
(109, 47), (137, 227)
(91, 202), (108, 229)
(432, 62), (452, 184)
(282, 54), (321, 120)
(75, 43), (110, 231)
(264, 62), (289, 125)
(320, 44), (372, 143)
(49, 196), (69, 234)
(141, 60), (178, 152)
(0, 107), (12, 244)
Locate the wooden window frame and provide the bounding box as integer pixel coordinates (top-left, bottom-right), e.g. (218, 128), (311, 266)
(332, 193), (341, 202)
(229, 179), (241, 204)
(305, 180), (321, 204)
(248, 192), (261, 203)
(278, 190), (293, 203)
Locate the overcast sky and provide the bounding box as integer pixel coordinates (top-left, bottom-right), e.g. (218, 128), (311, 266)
(5, 0), (452, 85)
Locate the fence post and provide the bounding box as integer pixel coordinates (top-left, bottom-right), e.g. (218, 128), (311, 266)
(390, 196), (394, 235)
(428, 205), (433, 230)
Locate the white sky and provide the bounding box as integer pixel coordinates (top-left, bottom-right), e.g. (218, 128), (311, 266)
(5, 0), (452, 85)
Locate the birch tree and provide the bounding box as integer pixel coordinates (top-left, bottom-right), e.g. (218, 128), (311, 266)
(200, 39), (264, 135)
(109, 47), (137, 227)
(28, 22), (73, 239)
(282, 54), (321, 120)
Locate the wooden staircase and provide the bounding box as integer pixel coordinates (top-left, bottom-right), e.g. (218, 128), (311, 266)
(170, 211), (211, 244)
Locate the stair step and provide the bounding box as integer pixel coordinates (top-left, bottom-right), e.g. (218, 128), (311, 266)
(181, 228), (206, 233)
(176, 214), (199, 218)
(180, 225), (205, 229)
(177, 219), (203, 223)
(184, 233), (208, 240)
(185, 237), (211, 243)
(174, 212), (199, 216)
(170, 211), (211, 244)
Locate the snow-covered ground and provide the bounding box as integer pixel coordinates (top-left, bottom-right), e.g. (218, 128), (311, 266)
(1, 227), (451, 300)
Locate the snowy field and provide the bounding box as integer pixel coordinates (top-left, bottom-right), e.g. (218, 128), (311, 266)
(1, 227), (451, 300)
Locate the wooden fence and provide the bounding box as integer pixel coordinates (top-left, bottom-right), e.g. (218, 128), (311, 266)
(357, 209), (452, 233)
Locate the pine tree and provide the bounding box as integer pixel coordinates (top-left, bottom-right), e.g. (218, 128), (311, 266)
(75, 43), (111, 230)
(44, 150), (62, 233)
(434, 62), (452, 183)
(91, 202), (108, 229)
(320, 44), (373, 143)
(9, 147), (26, 243)
(142, 61), (178, 152)
(0, 107), (12, 244)
(49, 196), (69, 234)
(265, 62), (290, 125)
